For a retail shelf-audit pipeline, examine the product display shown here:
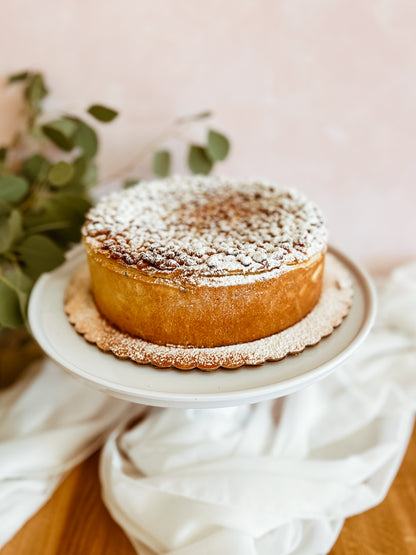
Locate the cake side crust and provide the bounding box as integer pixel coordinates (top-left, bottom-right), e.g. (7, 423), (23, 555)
(85, 241), (325, 347)
(64, 252), (351, 370)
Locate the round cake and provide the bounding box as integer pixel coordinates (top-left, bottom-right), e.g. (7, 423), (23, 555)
(82, 176), (327, 348)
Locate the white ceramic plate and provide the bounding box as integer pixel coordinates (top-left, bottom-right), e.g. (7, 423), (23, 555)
(29, 245), (376, 408)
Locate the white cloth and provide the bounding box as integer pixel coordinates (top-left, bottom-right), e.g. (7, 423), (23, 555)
(100, 262), (416, 555)
(0, 359), (131, 548)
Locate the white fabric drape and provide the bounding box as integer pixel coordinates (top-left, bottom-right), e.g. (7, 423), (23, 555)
(0, 360), (132, 548)
(1, 263), (415, 554)
(100, 263), (416, 555)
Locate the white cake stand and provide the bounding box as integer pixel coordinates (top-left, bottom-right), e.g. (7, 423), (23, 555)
(28, 245), (376, 409)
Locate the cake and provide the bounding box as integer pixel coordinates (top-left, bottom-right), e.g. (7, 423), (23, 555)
(82, 176), (327, 348)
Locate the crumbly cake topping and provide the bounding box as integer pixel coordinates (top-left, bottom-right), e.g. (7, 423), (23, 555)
(83, 176), (327, 278)
(64, 254), (352, 370)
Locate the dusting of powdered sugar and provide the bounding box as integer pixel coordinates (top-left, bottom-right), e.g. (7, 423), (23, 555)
(82, 176), (327, 281)
(64, 253), (352, 371)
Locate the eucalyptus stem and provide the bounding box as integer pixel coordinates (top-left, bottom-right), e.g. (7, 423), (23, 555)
(25, 220), (70, 234)
(102, 110), (213, 185)
(102, 123), (176, 185)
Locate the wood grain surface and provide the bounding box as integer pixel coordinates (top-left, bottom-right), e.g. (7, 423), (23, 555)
(2, 424), (415, 555)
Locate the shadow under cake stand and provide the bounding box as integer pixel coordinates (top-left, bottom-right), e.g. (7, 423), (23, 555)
(28, 245), (376, 409)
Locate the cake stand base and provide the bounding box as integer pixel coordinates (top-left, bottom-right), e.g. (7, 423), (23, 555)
(28, 245), (376, 409)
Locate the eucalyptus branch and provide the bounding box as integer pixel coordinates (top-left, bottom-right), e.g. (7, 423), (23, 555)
(102, 121), (177, 185)
(0, 69), (231, 331)
(102, 110), (215, 185)
(0, 70), (120, 329)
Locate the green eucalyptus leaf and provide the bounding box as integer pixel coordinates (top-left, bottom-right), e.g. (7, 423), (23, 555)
(24, 194), (89, 224)
(5, 266), (33, 294)
(21, 154), (50, 181)
(152, 150), (171, 177)
(80, 160), (98, 187)
(23, 200), (65, 230)
(42, 119), (77, 151)
(22, 197), (73, 235)
(25, 73), (48, 100)
(4, 266), (33, 325)
(0, 175), (29, 203)
(45, 194), (91, 247)
(0, 219), (11, 254)
(22, 193), (91, 247)
(72, 120), (98, 158)
(48, 161), (75, 186)
(0, 210), (23, 253)
(14, 288), (29, 327)
(8, 71), (29, 84)
(87, 104), (118, 123)
(59, 156), (89, 195)
(25, 73), (48, 117)
(0, 279), (23, 328)
(9, 210), (23, 244)
(72, 156), (87, 181)
(206, 129), (230, 161)
(50, 194), (92, 219)
(16, 234), (65, 280)
(188, 145), (213, 175)
(123, 178), (140, 189)
(0, 220), (11, 254)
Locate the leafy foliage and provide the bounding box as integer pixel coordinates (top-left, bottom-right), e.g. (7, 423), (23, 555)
(188, 145), (213, 175)
(48, 162), (75, 186)
(88, 104), (118, 123)
(0, 70), (118, 329)
(120, 112), (231, 181)
(72, 119), (98, 159)
(152, 150), (171, 177)
(186, 128), (230, 176)
(16, 235), (65, 280)
(0, 210), (23, 254)
(206, 129), (230, 161)
(0, 176), (29, 203)
(0, 278), (23, 328)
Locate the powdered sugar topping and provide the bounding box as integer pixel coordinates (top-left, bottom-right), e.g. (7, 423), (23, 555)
(83, 176), (327, 278)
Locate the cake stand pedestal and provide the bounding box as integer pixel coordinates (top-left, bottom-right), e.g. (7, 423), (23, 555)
(28, 245), (376, 409)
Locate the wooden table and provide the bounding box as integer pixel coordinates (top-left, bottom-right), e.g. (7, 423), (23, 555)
(2, 423), (416, 555)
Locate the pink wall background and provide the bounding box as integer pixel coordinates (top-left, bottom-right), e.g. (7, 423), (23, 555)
(1, 0), (415, 272)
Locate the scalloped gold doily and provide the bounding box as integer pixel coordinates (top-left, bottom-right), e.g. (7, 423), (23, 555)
(64, 254), (352, 371)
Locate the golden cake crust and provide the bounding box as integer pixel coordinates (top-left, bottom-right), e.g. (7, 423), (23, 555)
(64, 253), (352, 370)
(82, 177), (328, 347)
(85, 243), (325, 347)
